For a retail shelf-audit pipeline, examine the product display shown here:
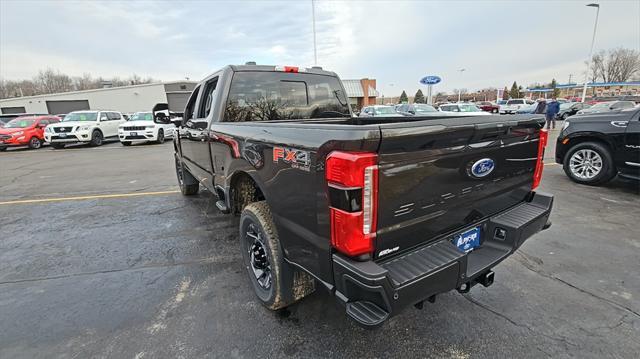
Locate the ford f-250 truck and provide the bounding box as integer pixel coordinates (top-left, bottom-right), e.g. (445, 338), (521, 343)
(171, 64), (553, 327)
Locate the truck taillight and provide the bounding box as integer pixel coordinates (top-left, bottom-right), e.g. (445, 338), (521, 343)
(532, 128), (548, 190)
(326, 151), (378, 257)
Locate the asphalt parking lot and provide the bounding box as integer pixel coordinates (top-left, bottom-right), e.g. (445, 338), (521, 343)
(1, 135), (639, 359)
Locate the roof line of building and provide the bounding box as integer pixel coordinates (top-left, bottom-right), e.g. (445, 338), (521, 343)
(0, 81), (197, 103)
(526, 81), (640, 91)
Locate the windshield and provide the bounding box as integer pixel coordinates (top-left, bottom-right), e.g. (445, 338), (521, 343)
(559, 103), (573, 110)
(591, 102), (612, 109)
(130, 112), (153, 121)
(497, 100), (507, 105)
(414, 104), (437, 112)
(63, 112), (98, 121)
(459, 104), (482, 112)
(374, 107), (397, 115)
(4, 118), (35, 128)
(507, 100), (524, 105)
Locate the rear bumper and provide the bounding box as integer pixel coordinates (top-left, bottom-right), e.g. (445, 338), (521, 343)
(332, 191), (553, 327)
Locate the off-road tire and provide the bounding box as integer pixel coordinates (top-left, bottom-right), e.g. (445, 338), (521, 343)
(175, 157), (199, 195)
(121, 141), (131, 146)
(156, 129), (164, 144)
(240, 201), (315, 311)
(563, 141), (616, 186)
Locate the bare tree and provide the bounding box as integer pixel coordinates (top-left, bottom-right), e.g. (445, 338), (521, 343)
(0, 69), (156, 99)
(73, 73), (95, 91)
(591, 47), (640, 83)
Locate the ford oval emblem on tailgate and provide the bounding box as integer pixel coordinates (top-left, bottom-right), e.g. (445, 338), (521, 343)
(470, 158), (495, 178)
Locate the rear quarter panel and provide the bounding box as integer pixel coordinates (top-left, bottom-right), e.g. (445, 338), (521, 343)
(209, 121), (380, 287)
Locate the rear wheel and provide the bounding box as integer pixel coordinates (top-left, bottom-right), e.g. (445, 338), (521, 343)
(240, 201), (314, 310)
(563, 142), (616, 186)
(155, 129), (164, 144)
(28, 137), (42, 149)
(175, 157), (199, 195)
(0, 147), (6, 152)
(90, 130), (103, 146)
(51, 143), (65, 149)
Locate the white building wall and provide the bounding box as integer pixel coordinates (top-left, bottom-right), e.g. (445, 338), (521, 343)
(0, 83), (169, 113)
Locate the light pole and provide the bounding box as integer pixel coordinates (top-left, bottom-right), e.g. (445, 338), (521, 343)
(457, 68), (466, 102)
(581, 3), (600, 103)
(311, 0), (318, 66)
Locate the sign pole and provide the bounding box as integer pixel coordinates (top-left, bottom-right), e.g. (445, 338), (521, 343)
(427, 85), (433, 105)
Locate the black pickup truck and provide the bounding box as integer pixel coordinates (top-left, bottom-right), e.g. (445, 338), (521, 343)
(171, 64), (553, 327)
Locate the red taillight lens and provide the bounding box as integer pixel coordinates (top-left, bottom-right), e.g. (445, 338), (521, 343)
(532, 128), (548, 190)
(326, 151), (378, 257)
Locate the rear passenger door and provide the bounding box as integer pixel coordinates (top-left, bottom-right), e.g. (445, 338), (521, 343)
(107, 112), (124, 137)
(622, 112), (640, 175)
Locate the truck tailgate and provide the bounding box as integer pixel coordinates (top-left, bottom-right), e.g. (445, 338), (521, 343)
(374, 116), (545, 259)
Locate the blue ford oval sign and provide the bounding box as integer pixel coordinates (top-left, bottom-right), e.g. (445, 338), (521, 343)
(470, 158), (495, 178)
(420, 76), (441, 85)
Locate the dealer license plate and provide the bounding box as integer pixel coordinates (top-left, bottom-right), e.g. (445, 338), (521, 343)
(59, 133), (67, 138)
(452, 226), (481, 253)
(131, 132), (137, 136)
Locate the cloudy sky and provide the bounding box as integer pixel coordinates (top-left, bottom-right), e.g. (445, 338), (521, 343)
(1, 0), (639, 96)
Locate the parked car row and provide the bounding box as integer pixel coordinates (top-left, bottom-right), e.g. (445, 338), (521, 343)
(0, 110), (176, 151)
(360, 103), (491, 118)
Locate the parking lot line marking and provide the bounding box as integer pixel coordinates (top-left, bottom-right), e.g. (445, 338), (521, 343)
(544, 163), (559, 166)
(0, 190), (180, 206)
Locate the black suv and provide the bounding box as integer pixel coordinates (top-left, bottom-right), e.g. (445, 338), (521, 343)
(555, 107), (640, 185)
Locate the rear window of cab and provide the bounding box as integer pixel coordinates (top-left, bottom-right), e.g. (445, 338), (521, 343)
(223, 72), (351, 122)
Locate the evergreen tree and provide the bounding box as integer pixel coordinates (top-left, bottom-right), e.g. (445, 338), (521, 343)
(550, 78), (560, 98)
(502, 86), (509, 100)
(399, 90), (408, 103)
(509, 82), (520, 98)
(414, 89), (425, 103)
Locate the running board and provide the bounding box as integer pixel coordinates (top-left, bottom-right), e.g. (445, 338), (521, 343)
(215, 200), (230, 213)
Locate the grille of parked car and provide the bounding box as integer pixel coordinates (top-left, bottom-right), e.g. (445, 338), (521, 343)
(54, 127), (74, 133)
(0, 134), (11, 140)
(123, 126), (147, 131)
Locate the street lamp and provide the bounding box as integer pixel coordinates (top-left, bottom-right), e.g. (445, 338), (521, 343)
(457, 68), (466, 102)
(581, 3), (600, 103)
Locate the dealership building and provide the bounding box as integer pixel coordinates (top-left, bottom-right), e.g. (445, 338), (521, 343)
(0, 81), (197, 115)
(0, 77), (378, 115)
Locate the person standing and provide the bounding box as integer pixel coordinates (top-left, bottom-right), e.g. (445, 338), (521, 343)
(545, 97), (560, 129)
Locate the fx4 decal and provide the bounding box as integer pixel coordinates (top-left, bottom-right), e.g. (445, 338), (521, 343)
(273, 147), (312, 172)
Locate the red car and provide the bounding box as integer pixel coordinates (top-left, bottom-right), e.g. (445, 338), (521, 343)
(477, 101), (499, 113)
(0, 115), (60, 151)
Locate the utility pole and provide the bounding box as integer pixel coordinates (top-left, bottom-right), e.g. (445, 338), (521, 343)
(457, 68), (466, 102)
(568, 74), (573, 84)
(311, 0), (318, 66)
(581, 3), (600, 102)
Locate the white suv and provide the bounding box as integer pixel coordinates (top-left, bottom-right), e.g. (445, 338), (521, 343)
(118, 111), (176, 145)
(45, 110), (125, 149)
(499, 99), (533, 114)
